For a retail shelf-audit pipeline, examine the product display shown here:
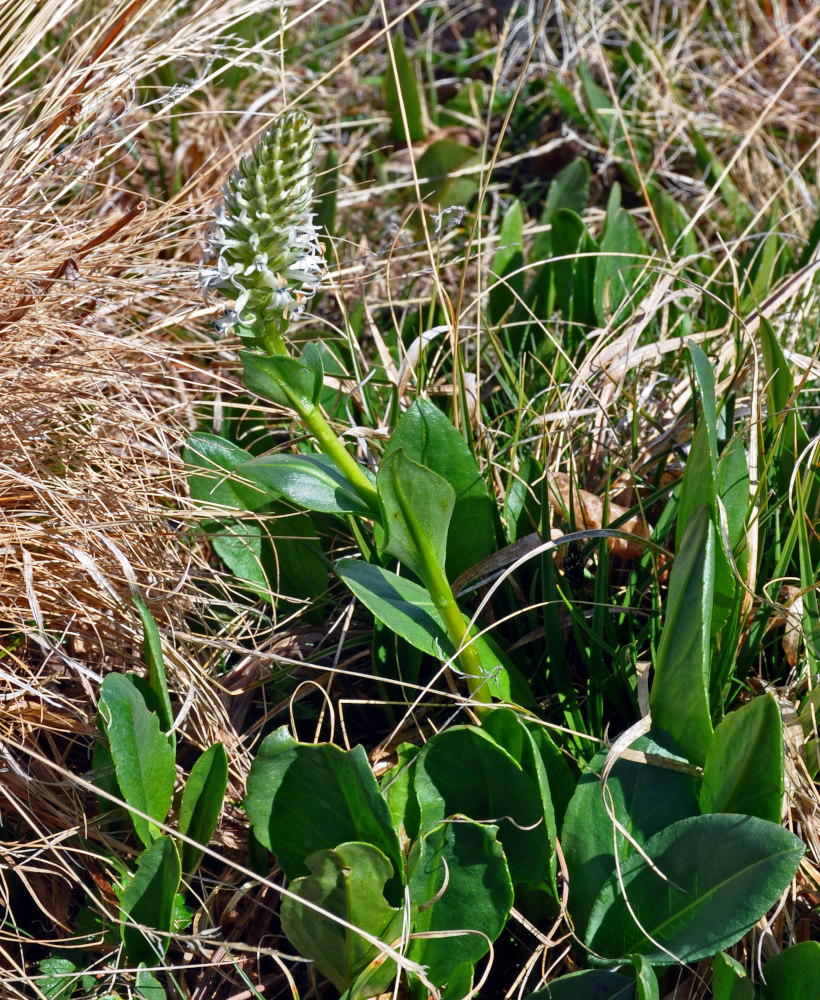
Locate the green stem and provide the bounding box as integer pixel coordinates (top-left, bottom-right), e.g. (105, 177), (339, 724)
(294, 398), (380, 513)
(413, 531), (492, 714)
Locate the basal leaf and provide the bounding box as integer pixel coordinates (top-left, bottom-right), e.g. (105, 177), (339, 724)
(384, 31), (425, 143)
(280, 841), (404, 998)
(593, 185), (647, 325)
(700, 693), (783, 823)
(132, 596), (174, 754)
(99, 673), (175, 847)
(489, 200), (524, 323)
(179, 743), (228, 874)
(407, 819), (513, 986)
(37, 958), (78, 1000)
(650, 503), (714, 765)
(135, 965), (167, 1000)
(414, 726), (551, 889)
(760, 941), (820, 999)
(524, 969), (635, 999)
(561, 732), (698, 939)
(585, 814), (805, 964)
(712, 952), (754, 1000)
(120, 837), (181, 966)
(244, 727), (403, 894)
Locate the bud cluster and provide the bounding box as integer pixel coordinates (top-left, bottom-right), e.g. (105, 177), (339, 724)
(201, 110), (325, 343)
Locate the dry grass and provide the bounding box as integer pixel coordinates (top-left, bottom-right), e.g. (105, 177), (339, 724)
(0, 0), (818, 997)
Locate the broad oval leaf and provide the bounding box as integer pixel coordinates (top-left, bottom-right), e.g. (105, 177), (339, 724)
(184, 432), (273, 511)
(712, 951), (754, 1000)
(179, 742), (228, 874)
(135, 965), (166, 1000)
(243, 727), (403, 894)
(760, 941), (820, 1000)
(211, 519), (269, 598)
(120, 837), (181, 966)
(238, 452), (373, 517)
(407, 819), (513, 987)
(561, 732), (698, 939)
(585, 813), (805, 964)
(37, 958), (78, 1000)
(414, 726), (551, 889)
(99, 673), (175, 847)
(280, 841), (404, 998)
(700, 693), (784, 823)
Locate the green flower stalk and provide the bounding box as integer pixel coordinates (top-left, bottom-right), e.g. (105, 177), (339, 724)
(202, 110), (326, 355)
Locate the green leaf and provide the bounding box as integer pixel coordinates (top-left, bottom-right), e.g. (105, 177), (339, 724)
(717, 435), (750, 559)
(238, 452), (374, 517)
(37, 958), (78, 1000)
(244, 727), (403, 891)
(632, 955), (659, 1000)
(533, 158), (591, 259)
(414, 726), (552, 888)
(760, 941), (820, 999)
(593, 185), (647, 324)
(524, 969), (635, 999)
(691, 130), (753, 228)
(650, 189), (697, 259)
(336, 558), (510, 699)
(416, 138), (479, 208)
(380, 742), (421, 837)
(211, 519), (269, 597)
(280, 841), (404, 998)
(377, 449), (454, 580)
(504, 456), (543, 543)
(489, 200), (525, 323)
(484, 707), (576, 831)
(132, 596), (174, 755)
(99, 673), (175, 847)
(179, 742), (228, 874)
(700, 694), (784, 823)
(120, 837), (181, 966)
(337, 556), (450, 656)
(136, 965), (167, 1000)
(241, 350), (323, 410)
(759, 317), (810, 498)
(185, 432), (273, 511)
(585, 813), (805, 964)
(712, 952), (754, 1000)
(562, 733), (698, 938)
(266, 512), (328, 608)
(407, 819), (513, 986)
(382, 399), (496, 579)
(384, 31), (425, 143)
(650, 503), (715, 765)
(315, 144), (338, 236)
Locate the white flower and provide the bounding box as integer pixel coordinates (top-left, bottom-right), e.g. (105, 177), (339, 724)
(201, 110), (326, 344)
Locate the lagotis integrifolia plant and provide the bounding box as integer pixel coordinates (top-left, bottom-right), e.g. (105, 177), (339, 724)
(202, 110), (326, 355)
(197, 109), (492, 710)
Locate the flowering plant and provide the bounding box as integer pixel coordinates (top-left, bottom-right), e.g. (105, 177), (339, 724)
(201, 110), (326, 355)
